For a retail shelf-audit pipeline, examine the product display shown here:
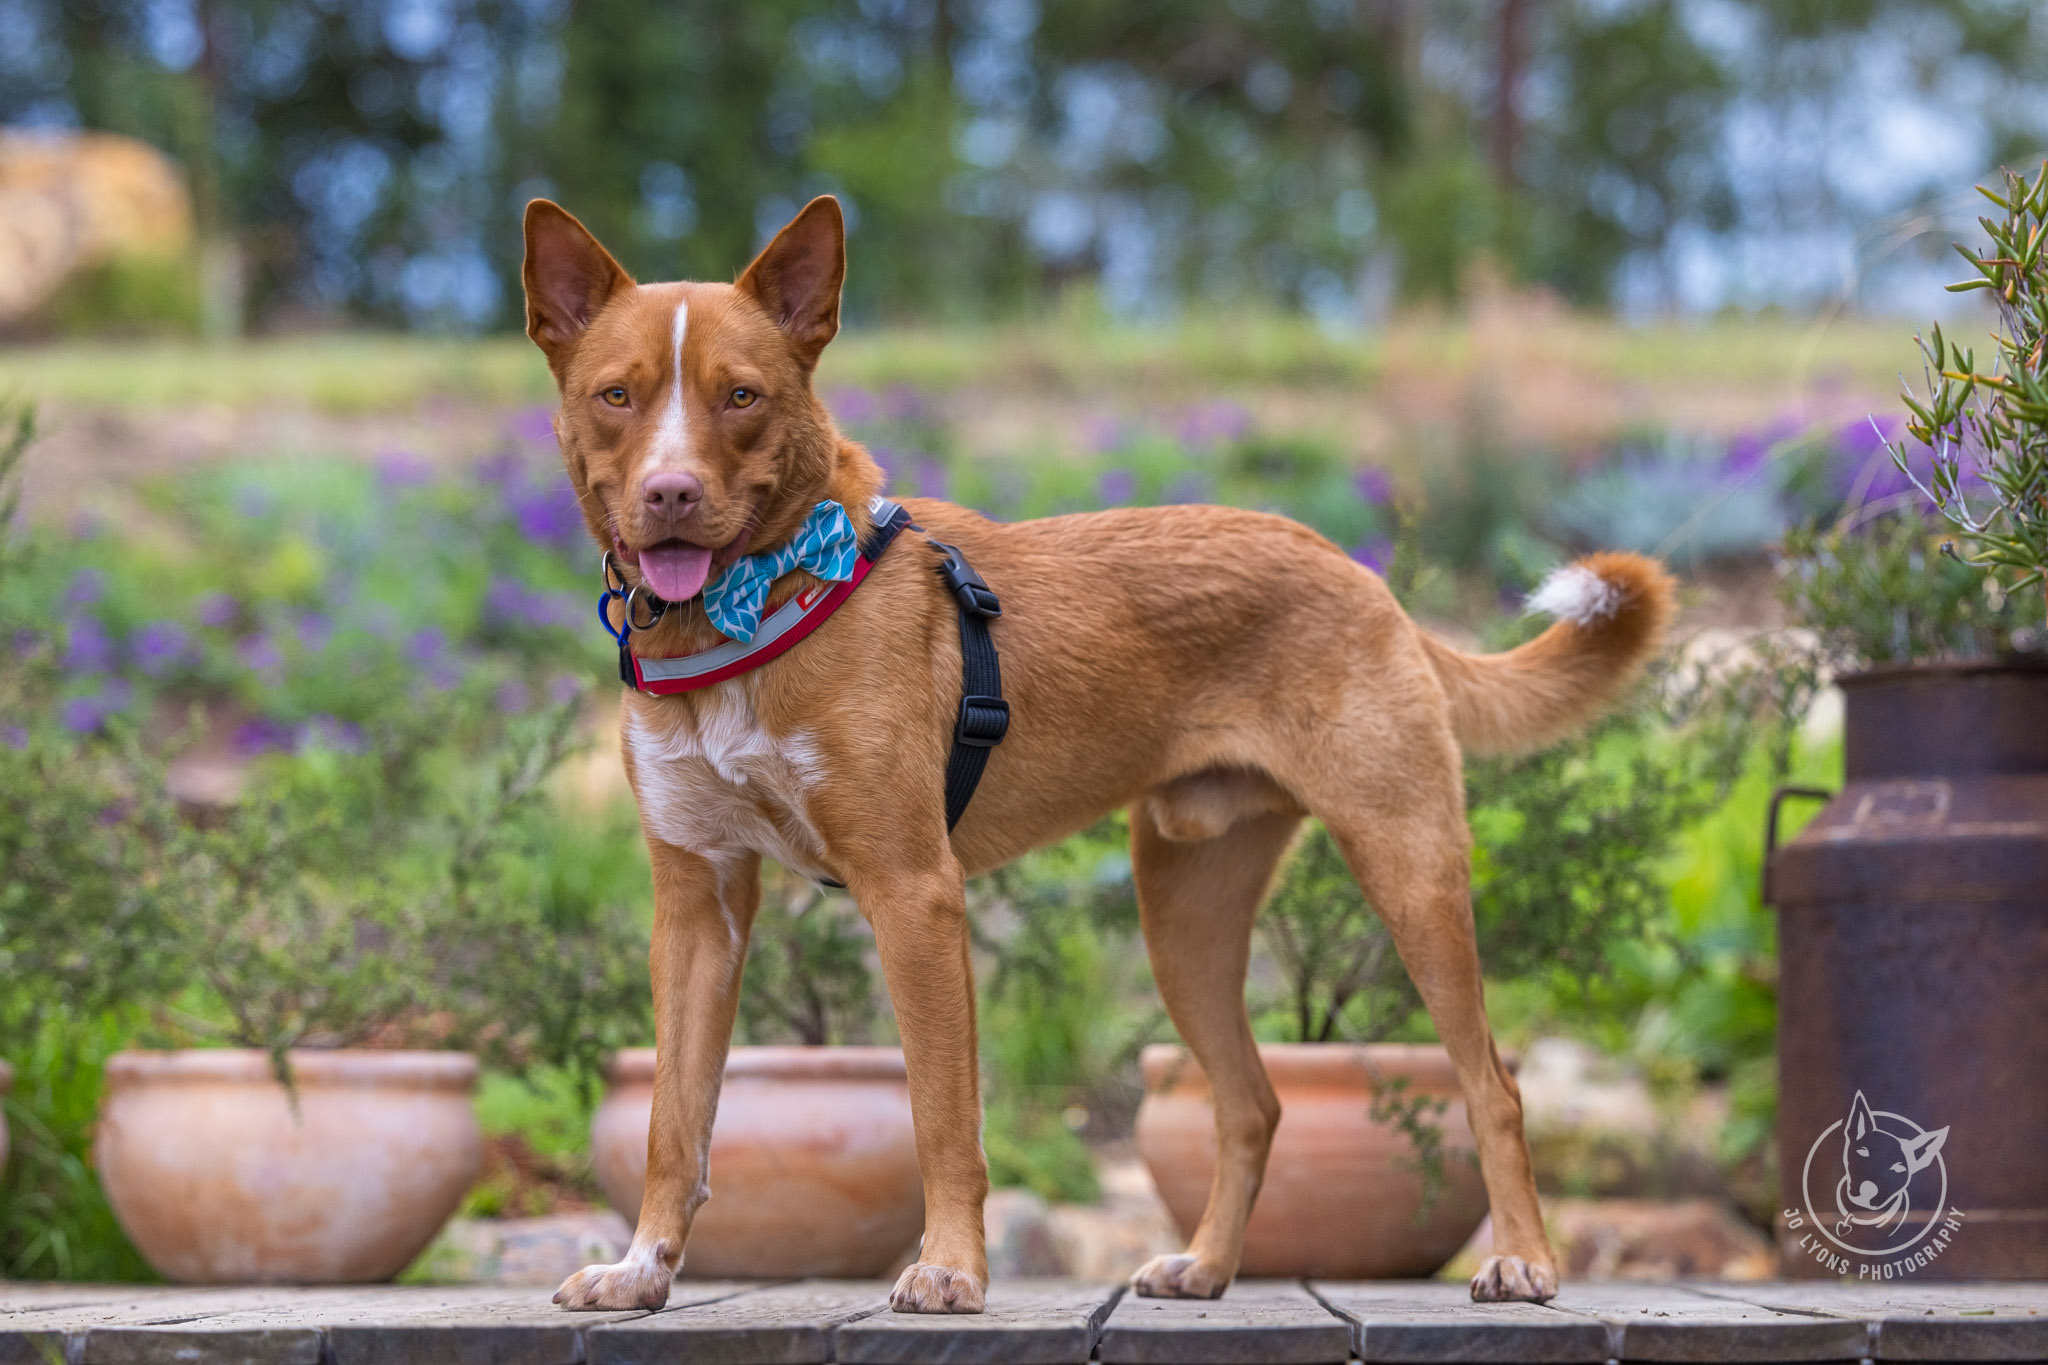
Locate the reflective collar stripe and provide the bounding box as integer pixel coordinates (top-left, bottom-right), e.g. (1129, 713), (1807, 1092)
(626, 496), (905, 695)
(630, 556), (874, 694)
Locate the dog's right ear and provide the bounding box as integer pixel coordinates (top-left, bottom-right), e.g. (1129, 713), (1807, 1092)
(522, 200), (633, 369)
(1847, 1091), (1876, 1143)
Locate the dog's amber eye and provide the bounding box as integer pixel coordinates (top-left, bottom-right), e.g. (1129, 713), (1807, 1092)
(730, 388), (756, 408)
(601, 386), (629, 407)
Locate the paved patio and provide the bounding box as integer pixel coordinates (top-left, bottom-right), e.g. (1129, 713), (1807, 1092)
(5, 1278), (2047, 1365)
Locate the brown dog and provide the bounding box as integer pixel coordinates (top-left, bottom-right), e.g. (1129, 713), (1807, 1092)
(524, 195), (1674, 1314)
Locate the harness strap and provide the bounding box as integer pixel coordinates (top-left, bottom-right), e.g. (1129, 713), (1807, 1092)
(929, 539), (1008, 831)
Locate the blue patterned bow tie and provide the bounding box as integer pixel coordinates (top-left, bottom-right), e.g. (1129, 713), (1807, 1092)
(702, 500), (859, 642)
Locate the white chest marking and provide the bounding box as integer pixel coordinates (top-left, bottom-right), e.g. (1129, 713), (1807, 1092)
(641, 298), (689, 477)
(626, 685), (830, 881)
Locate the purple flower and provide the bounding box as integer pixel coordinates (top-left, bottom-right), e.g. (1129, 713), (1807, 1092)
(294, 612), (333, 654)
(1085, 416), (1132, 455)
(883, 384), (929, 423)
(830, 387), (880, 426)
(1164, 472), (1212, 504)
(1096, 467), (1138, 506)
(550, 673), (584, 706)
(68, 510), (105, 540)
(11, 628), (39, 656)
(914, 459), (950, 501)
(508, 480), (585, 549)
(131, 620), (191, 676)
(237, 633), (283, 674)
(376, 450), (435, 488)
(1351, 539), (1393, 574)
(195, 593), (238, 629)
(65, 569), (107, 607)
(484, 578), (577, 630)
(60, 695), (105, 734)
(96, 799), (133, 828)
(1722, 414), (1803, 479)
(868, 446), (898, 490)
(476, 451), (522, 488)
(64, 618), (113, 673)
(298, 715), (365, 754)
(1353, 467), (1392, 506)
(1173, 401), (1254, 448)
(3, 724), (27, 748)
(510, 406), (558, 446)
(496, 680), (531, 714)
(1836, 416), (1914, 505)
(405, 627), (447, 666)
(59, 679), (130, 734)
(234, 716), (295, 754)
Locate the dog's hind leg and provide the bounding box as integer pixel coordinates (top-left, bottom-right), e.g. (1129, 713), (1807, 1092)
(1128, 802), (1300, 1299)
(555, 847), (759, 1310)
(1308, 745), (1559, 1303)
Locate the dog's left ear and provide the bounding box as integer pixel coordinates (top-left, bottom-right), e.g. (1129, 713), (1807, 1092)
(738, 196), (845, 371)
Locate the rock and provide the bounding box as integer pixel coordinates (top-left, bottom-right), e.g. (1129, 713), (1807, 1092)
(1449, 1198), (1777, 1283)
(985, 1188), (1065, 1278)
(1044, 1158), (1182, 1280)
(411, 1211), (632, 1285)
(985, 1160), (1182, 1282)
(1516, 1037), (1727, 1201)
(0, 128), (194, 323)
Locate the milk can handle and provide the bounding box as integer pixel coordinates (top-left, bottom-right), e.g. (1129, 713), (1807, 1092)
(1764, 785), (1835, 861)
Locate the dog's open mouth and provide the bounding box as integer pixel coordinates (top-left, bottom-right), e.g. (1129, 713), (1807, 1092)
(630, 539), (714, 601)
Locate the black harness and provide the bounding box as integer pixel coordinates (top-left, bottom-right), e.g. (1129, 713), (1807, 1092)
(607, 499), (1008, 834)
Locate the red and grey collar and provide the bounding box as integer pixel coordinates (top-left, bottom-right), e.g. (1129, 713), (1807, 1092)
(602, 495), (913, 695)
(598, 493), (1007, 838)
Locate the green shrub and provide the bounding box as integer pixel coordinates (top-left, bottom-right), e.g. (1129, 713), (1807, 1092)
(44, 254), (203, 338)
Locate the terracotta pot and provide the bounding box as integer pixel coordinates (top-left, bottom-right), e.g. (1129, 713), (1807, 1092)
(593, 1045), (923, 1277)
(97, 1049), (481, 1283)
(1136, 1042), (1490, 1278)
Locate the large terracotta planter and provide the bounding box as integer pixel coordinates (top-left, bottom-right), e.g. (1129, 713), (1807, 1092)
(593, 1045), (923, 1277)
(97, 1049), (481, 1283)
(1136, 1042), (1490, 1278)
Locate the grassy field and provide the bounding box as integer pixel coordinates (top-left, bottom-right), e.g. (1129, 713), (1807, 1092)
(0, 308), (1929, 414)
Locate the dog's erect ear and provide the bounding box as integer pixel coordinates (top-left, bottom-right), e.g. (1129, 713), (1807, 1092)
(1903, 1125), (1948, 1175)
(737, 196), (845, 370)
(1847, 1091), (1876, 1143)
(523, 200), (633, 367)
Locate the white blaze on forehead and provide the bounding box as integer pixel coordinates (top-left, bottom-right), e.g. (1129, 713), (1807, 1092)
(642, 296), (690, 475)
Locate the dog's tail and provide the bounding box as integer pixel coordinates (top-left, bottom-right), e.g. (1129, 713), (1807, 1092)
(1417, 551), (1677, 758)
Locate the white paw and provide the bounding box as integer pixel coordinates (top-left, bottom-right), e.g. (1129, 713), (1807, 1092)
(1131, 1252), (1229, 1299)
(889, 1261), (986, 1314)
(553, 1238), (674, 1311)
(1470, 1254), (1558, 1303)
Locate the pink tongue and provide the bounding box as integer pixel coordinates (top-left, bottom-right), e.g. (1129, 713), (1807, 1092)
(639, 541), (714, 601)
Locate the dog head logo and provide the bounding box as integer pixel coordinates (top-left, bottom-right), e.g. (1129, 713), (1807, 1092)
(1834, 1091), (1947, 1237)
(1800, 1090), (1952, 1258)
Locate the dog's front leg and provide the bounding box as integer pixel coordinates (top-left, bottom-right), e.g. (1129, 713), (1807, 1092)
(555, 847), (758, 1310)
(853, 853), (989, 1314)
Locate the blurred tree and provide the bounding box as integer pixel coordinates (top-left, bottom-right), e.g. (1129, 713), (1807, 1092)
(0, 0), (2041, 326)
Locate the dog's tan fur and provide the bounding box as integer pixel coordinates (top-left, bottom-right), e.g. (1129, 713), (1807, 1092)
(525, 197), (1676, 1314)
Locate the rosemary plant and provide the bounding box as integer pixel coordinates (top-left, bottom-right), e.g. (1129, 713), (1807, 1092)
(1890, 163), (2048, 623)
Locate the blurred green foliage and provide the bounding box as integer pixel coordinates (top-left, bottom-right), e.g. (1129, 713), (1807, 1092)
(42, 254), (204, 338)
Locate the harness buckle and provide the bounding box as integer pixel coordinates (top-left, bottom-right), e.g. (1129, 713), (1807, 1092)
(932, 541), (1002, 618)
(955, 694), (1010, 748)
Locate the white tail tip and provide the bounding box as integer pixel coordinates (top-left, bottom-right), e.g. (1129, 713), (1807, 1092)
(1526, 564), (1622, 626)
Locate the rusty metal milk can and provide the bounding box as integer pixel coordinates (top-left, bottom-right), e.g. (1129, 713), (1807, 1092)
(1766, 660), (2048, 1279)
